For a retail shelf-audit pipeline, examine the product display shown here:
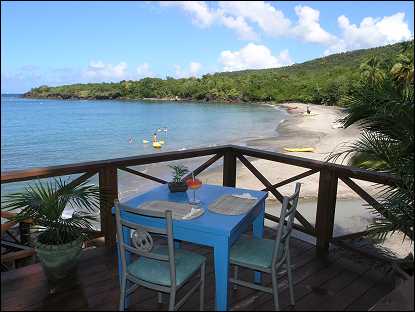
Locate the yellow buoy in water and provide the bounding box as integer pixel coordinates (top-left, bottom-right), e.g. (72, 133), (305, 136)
(142, 139), (149, 144)
(284, 147), (315, 152)
(152, 142), (162, 148)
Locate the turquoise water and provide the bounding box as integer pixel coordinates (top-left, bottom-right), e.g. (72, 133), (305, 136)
(1, 95), (286, 226)
(1, 95), (286, 195)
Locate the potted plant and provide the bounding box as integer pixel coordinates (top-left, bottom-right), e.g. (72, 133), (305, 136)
(1, 178), (101, 290)
(168, 164), (189, 192)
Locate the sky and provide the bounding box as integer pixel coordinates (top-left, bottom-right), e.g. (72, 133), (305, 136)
(1, 1), (414, 93)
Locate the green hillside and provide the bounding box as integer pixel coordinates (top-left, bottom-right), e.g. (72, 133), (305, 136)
(24, 41), (413, 105)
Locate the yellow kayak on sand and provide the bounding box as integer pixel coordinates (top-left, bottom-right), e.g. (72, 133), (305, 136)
(152, 142), (162, 148)
(284, 147), (315, 152)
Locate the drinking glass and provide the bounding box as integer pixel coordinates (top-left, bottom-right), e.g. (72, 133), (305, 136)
(186, 178), (202, 205)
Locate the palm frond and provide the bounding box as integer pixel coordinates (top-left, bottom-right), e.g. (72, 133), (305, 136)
(1, 177), (102, 245)
(329, 55), (414, 242)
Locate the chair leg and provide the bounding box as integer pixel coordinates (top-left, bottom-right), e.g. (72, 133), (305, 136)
(168, 290), (176, 311)
(233, 265), (239, 290)
(119, 275), (127, 311)
(287, 250), (295, 306)
(271, 270), (280, 311)
(157, 292), (163, 304)
(200, 261), (206, 311)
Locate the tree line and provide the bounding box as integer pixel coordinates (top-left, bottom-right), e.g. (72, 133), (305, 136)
(25, 41), (413, 106)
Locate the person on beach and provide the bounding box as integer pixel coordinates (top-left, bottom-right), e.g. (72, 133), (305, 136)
(307, 104), (311, 115)
(152, 132), (158, 143)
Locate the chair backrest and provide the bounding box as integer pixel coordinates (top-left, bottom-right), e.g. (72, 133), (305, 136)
(272, 183), (301, 268)
(114, 200), (176, 287)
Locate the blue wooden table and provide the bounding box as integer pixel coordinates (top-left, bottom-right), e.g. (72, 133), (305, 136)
(113, 184), (268, 311)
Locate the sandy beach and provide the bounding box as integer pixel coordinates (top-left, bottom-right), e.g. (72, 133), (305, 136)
(117, 102), (412, 258)
(198, 102), (377, 200)
(119, 102), (370, 199)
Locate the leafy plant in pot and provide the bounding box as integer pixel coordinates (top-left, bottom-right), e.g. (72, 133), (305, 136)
(168, 164), (189, 192)
(1, 178), (101, 291)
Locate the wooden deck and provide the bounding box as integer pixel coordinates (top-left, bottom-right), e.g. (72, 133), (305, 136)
(1, 229), (397, 311)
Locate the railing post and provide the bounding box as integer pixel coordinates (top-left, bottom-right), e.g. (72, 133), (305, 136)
(223, 148), (236, 187)
(315, 168), (338, 256)
(99, 167), (118, 248)
(19, 222), (31, 245)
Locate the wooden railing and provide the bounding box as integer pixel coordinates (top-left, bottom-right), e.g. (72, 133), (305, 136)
(1, 145), (399, 255)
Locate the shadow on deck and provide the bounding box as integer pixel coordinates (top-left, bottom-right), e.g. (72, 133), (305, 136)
(1, 228), (396, 311)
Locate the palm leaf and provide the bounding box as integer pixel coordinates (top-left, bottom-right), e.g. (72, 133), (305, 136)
(329, 56), (414, 242)
(1, 177), (101, 245)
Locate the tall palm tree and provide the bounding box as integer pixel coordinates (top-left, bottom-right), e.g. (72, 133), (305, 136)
(359, 56), (386, 90)
(329, 56), (414, 241)
(390, 54), (414, 99)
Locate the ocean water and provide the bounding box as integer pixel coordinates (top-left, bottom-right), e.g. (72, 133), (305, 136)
(1, 94), (286, 195)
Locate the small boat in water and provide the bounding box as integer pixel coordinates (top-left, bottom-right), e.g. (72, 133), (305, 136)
(142, 139), (149, 144)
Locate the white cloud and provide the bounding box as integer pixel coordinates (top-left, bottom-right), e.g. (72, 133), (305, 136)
(161, 1), (412, 57)
(160, 1), (257, 39)
(83, 61), (128, 81)
(292, 5), (336, 44)
(174, 61), (203, 78)
(161, 1), (333, 43)
(161, 2), (336, 43)
(219, 43), (293, 71)
(136, 63), (154, 77)
(219, 13), (258, 40)
(189, 62), (202, 76)
(325, 12), (412, 55)
(160, 1), (215, 27)
(218, 1), (291, 37)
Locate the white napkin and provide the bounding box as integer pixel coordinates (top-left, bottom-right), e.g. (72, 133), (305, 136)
(231, 192), (257, 200)
(182, 207), (203, 220)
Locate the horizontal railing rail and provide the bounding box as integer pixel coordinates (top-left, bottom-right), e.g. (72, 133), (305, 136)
(1, 145), (399, 254)
(1, 146), (227, 184)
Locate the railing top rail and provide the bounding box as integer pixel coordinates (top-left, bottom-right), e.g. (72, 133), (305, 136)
(230, 145), (399, 186)
(1, 145), (229, 184)
(1, 144), (398, 186)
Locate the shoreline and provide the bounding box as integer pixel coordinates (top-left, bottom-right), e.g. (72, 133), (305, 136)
(4, 99), (412, 258)
(116, 103), (414, 259)
(195, 104), (412, 258)
(196, 102), (377, 200)
(118, 102), (374, 201)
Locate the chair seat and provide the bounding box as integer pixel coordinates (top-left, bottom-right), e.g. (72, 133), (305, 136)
(230, 237), (281, 269)
(127, 246), (205, 287)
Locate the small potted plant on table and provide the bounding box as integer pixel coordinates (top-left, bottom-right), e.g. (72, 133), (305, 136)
(1, 178), (101, 292)
(168, 164), (189, 192)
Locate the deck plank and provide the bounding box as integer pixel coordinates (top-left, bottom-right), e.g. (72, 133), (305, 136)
(1, 229), (397, 311)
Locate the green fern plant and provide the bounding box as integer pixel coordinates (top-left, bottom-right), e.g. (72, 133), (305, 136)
(1, 178), (101, 245)
(168, 164), (189, 183)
